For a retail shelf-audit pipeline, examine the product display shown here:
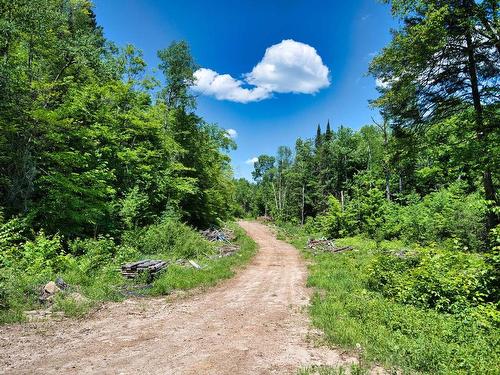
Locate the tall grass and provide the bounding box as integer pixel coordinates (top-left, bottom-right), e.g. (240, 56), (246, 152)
(0, 220), (256, 324)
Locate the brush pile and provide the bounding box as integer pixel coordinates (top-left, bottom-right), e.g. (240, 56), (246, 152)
(200, 227), (235, 242)
(218, 243), (240, 257)
(306, 238), (353, 254)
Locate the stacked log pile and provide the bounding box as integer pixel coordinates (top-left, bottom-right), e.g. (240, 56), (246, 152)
(121, 260), (168, 279)
(120, 227), (241, 282)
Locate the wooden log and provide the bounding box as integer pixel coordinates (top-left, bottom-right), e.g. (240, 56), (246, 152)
(328, 246), (353, 253)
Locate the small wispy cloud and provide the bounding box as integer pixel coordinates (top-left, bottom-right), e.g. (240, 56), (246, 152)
(245, 157), (258, 165)
(192, 39), (330, 103)
(225, 128), (238, 139)
(375, 77), (399, 89)
(361, 14), (371, 21)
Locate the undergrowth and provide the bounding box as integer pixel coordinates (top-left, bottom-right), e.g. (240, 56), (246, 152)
(275, 223), (500, 374)
(0, 220), (256, 324)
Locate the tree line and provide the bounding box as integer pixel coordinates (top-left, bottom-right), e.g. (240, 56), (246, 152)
(235, 0), (499, 252)
(0, 0), (235, 240)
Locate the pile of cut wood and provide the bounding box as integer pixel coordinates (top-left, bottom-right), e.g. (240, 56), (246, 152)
(218, 243), (240, 257)
(121, 260), (168, 279)
(306, 238), (353, 254)
(200, 227), (235, 242)
(120, 227), (242, 283)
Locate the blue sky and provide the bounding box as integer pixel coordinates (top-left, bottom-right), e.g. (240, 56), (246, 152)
(94, 0), (396, 180)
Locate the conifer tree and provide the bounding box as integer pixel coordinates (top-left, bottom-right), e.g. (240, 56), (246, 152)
(325, 120), (333, 141)
(315, 124), (322, 149)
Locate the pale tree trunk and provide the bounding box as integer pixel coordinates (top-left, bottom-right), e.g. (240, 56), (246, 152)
(271, 182), (279, 214)
(301, 183), (305, 225)
(373, 116), (391, 201)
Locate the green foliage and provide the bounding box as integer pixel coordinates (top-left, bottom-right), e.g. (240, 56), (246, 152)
(150, 224), (257, 295)
(52, 293), (94, 318)
(369, 247), (497, 315)
(1, 1), (235, 238)
(241, 116), (494, 253)
(233, 178), (258, 217)
(69, 236), (117, 274)
(278, 226), (500, 374)
(157, 41), (197, 110)
(118, 186), (149, 229)
(345, 188), (387, 238)
(312, 195), (345, 238)
(0, 229), (67, 318)
(0, 220), (256, 323)
(133, 219), (215, 259)
(387, 185), (487, 250)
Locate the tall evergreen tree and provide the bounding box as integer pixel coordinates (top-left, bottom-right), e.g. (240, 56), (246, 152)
(325, 120), (333, 141)
(315, 124), (322, 149)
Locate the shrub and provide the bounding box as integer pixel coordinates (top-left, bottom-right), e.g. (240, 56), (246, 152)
(397, 186), (487, 250)
(345, 188), (387, 238)
(0, 231), (68, 316)
(314, 195), (345, 238)
(369, 247), (497, 315)
(135, 219), (215, 259)
(342, 184), (489, 251)
(69, 236), (117, 274)
(118, 186), (150, 229)
(0, 217), (29, 269)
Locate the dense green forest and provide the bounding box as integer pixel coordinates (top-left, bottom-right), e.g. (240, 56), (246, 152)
(0, 1), (235, 234)
(0, 0), (240, 321)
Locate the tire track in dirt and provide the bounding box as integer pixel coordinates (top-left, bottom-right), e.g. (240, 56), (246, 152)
(0, 220), (358, 374)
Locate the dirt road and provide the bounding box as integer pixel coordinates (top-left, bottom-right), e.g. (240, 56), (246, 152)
(0, 221), (356, 374)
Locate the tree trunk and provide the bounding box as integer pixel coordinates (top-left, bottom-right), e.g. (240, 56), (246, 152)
(383, 124), (391, 201)
(465, 23), (498, 229)
(373, 117), (391, 201)
(271, 183), (279, 214)
(301, 183), (305, 225)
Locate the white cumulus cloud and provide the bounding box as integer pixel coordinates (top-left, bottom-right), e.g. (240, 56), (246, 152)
(192, 39), (330, 103)
(225, 128), (238, 138)
(193, 68), (270, 103)
(245, 157), (259, 165)
(245, 39), (330, 94)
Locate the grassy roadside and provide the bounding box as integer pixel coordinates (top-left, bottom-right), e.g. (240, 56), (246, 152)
(0, 222), (257, 323)
(274, 223), (500, 375)
(149, 223), (257, 295)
